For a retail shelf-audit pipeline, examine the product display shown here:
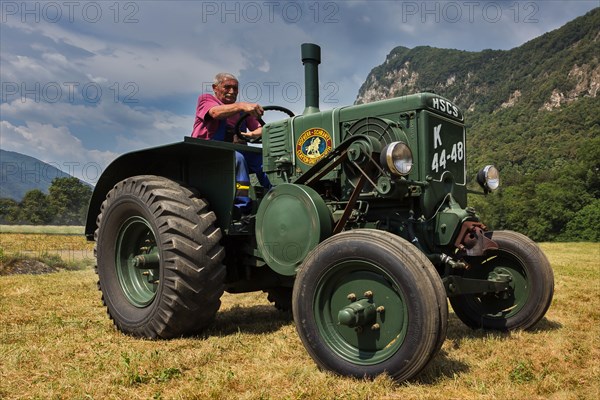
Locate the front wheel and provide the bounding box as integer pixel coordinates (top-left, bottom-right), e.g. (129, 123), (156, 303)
(95, 175), (226, 338)
(449, 230), (554, 331)
(292, 229), (447, 381)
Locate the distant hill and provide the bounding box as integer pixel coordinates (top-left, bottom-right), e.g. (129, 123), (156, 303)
(0, 149), (74, 201)
(355, 8), (599, 241)
(356, 8), (599, 112)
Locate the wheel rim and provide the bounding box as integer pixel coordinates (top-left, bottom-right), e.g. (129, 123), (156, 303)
(115, 216), (160, 307)
(314, 260), (408, 365)
(465, 251), (529, 319)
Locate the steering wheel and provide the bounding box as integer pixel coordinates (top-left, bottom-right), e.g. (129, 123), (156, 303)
(234, 105), (295, 144)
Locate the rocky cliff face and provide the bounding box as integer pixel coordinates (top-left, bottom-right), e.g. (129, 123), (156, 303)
(355, 8), (599, 116)
(541, 63), (600, 110)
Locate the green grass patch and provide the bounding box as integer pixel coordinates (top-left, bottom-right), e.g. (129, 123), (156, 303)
(0, 225), (84, 235)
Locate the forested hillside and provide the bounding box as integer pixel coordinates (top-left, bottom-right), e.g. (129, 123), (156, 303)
(0, 149), (73, 201)
(356, 8), (599, 241)
(0, 150), (92, 225)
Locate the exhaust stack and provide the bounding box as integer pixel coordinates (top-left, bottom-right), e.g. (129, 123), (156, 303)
(301, 43), (321, 115)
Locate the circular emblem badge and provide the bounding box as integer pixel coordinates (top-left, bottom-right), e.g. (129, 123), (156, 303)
(296, 128), (333, 165)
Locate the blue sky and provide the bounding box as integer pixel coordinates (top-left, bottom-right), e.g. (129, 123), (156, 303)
(1, 1), (597, 184)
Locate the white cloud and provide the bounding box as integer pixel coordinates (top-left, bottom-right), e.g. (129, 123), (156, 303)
(0, 99), (130, 136)
(0, 120), (117, 184)
(258, 61), (271, 73)
(85, 74), (108, 84)
(0, 99), (191, 169)
(41, 52), (69, 66)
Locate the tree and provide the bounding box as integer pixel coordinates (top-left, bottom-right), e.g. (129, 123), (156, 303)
(20, 190), (53, 224)
(0, 198), (19, 223)
(48, 177), (92, 225)
(563, 200), (600, 241)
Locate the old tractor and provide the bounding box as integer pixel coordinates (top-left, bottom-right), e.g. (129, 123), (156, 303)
(85, 43), (554, 381)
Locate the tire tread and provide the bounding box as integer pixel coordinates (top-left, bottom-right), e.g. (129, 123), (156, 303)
(95, 175), (225, 339)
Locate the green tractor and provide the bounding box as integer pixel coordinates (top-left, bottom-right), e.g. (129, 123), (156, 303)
(85, 43), (554, 381)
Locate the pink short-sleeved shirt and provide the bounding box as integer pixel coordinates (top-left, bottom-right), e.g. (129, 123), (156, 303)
(191, 93), (260, 140)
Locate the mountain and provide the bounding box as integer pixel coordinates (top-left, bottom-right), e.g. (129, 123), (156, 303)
(355, 8), (600, 241)
(356, 8), (599, 113)
(0, 149), (74, 201)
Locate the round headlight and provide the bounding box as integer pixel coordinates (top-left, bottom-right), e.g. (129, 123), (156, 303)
(477, 165), (500, 193)
(380, 142), (413, 176)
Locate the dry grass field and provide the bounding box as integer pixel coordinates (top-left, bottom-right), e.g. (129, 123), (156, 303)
(0, 234), (598, 400)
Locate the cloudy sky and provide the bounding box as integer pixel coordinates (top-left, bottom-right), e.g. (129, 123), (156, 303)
(1, 0), (597, 184)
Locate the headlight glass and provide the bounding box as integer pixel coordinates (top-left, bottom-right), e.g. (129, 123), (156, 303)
(380, 142), (413, 176)
(477, 165), (500, 192)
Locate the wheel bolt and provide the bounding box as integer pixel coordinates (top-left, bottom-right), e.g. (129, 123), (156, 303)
(347, 293), (357, 301)
(371, 323), (380, 331)
(376, 306), (385, 313)
(364, 290), (373, 298)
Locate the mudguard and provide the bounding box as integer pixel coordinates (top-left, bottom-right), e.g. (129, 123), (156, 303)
(85, 137), (261, 239)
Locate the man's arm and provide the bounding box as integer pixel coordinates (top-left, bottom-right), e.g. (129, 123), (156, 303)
(208, 102), (264, 120)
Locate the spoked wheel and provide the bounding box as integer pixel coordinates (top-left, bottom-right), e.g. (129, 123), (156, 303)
(292, 229), (447, 381)
(450, 230), (554, 331)
(95, 175), (226, 338)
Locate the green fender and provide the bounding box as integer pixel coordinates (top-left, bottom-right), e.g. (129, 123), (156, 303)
(85, 137), (260, 239)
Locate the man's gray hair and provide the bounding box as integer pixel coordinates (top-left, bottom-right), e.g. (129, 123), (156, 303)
(214, 73), (238, 86)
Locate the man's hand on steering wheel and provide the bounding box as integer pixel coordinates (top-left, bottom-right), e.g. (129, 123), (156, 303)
(234, 105), (295, 144)
(239, 127), (263, 141)
(238, 102), (264, 119)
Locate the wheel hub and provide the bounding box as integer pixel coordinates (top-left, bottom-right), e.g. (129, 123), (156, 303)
(116, 217), (160, 307)
(314, 263), (408, 364)
(337, 298), (377, 329)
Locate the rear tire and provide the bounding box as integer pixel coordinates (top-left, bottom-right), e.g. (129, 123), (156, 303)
(292, 229), (446, 381)
(449, 230), (554, 331)
(95, 175), (226, 338)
